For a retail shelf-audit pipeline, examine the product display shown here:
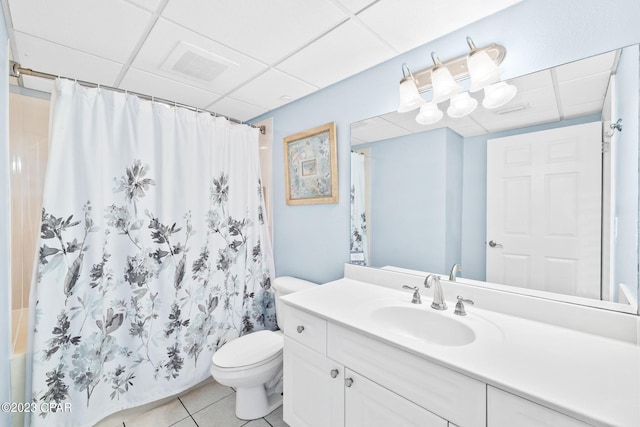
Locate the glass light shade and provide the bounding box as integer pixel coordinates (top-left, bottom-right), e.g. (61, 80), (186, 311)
(447, 92), (478, 118)
(467, 49), (501, 92)
(397, 76), (425, 112)
(431, 66), (463, 104)
(482, 81), (517, 109)
(416, 103), (443, 125)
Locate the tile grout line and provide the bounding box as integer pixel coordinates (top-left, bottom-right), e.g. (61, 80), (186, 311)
(177, 396), (200, 427)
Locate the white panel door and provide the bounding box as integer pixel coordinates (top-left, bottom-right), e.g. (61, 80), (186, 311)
(283, 336), (345, 427)
(344, 369), (446, 427)
(486, 122), (602, 298)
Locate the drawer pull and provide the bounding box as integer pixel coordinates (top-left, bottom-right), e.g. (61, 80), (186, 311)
(296, 325), (305, 333)
(344, 377), (354, 387)
(330, 369), (339, 378)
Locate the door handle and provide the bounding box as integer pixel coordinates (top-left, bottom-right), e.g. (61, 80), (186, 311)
(488, 240), (503, 248)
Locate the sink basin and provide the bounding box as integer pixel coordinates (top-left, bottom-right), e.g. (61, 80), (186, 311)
(370, 305), (476, 346)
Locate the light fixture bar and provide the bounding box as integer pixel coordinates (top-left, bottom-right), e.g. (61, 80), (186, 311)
(407, 43), (506, 93)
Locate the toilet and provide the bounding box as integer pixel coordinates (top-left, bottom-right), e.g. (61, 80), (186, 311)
(210, 276), (316, 420)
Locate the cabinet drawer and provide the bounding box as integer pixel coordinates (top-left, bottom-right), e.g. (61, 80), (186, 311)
(283, 305), (327, 354)
(328, 323), (485, 427)
(488, 386), (591, 427)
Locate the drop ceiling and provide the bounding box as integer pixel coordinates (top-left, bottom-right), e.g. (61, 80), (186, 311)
(351, 49), (618, 143)
(2, 0), (522, 122)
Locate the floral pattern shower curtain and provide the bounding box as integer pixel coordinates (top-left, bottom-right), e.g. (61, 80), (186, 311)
(350, 151), (368, 265)
(26, 80), (275, 427)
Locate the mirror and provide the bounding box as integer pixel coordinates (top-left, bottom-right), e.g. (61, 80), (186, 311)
(350, 45), (639, 313)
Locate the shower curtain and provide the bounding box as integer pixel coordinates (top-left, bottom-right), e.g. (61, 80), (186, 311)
(25, 79), (276, 427)
(350, 151), (368, 265)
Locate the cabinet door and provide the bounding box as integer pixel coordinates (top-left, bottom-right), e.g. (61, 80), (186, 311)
(284, 336), (344, 427)
(488, 386), (591, 427)
(345, 370), (447, 427)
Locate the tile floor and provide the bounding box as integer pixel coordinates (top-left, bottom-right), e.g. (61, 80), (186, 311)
(94, 379), (288, 427)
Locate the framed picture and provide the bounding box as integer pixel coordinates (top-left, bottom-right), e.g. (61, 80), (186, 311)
(283, 122), (338, 205)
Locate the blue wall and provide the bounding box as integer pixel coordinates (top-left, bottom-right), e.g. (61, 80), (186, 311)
(1, 5), (13, 426)
(252, 0), (640, 285)
(360, 128), (462, 273)
(614, 45), (640, 302)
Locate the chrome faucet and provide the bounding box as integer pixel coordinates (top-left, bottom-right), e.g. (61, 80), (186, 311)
(449, 264), (462, 281)
(424, 274), (447, 310)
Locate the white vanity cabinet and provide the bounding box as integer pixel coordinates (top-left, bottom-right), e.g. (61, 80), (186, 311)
(328, 323), (485, 427)
(280, 275), (640, 427)
(283, 305), (471, 427)
(487, 387), (591, 427)
(283, 336), (344, 427)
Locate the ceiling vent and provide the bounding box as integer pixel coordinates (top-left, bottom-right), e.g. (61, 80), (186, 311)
(160, 41), (237, 83)
(495, 103), (530, 115)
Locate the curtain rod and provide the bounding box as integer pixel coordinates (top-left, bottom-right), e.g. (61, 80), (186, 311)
(9, 61), (266, 135)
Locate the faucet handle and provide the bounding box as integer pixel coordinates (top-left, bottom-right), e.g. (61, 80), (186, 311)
(454, 296), (475, 316)
(402, 285), (422, 304)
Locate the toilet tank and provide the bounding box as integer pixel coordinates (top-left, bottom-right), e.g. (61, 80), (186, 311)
(273, 276), (317, 330)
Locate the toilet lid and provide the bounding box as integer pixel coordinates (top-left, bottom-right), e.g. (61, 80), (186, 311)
(212, 330), (283, 368)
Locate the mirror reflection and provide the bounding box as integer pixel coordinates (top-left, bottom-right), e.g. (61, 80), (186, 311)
(350, 45), (639, 312)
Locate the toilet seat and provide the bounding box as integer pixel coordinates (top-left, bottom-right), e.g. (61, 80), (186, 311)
(212, 330), (283, 369)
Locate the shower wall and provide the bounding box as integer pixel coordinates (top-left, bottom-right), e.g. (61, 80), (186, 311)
(9, 91), (49, 313)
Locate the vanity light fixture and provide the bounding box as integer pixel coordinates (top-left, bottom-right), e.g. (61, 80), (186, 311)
(416, 102), (443, 125)
(447, 91), (478, 118)
(397, 64), (425, 113)
(430, 52), (463, 104)
(397, 37), (516, 123)
(466, 37), (502, 92)
(482, 81), (518, 109)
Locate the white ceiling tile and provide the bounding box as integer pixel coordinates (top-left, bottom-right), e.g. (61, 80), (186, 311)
(8, 0), (151, 63)
(227, 69), (317, 111)
(119, 68), (222, 109)
(558, 72), (610, 106)
(207, 97), (268, 123)
(448, 120), (489, 137)
(333, 0), (378, 14)
(351, 137), (368, 146)
(13, 32), (123, 90)
(399, 116), (439, 133)
(472, 86), (560, 133)
(132, 18), (268, 95)
(507, 69), (553, 93)
(123, 0), (163, 12)
(277, 20), (396, 87)
(357, 0), (523, 54)
(563, 100), (605, 120)
(351, 120), (410, 142)
(162, 0), (347, 64)
(555, 50), (617, 82)
(379, 110), (417, 125)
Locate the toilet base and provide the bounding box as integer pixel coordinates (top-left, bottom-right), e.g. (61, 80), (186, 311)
(235, 385), (283, 420)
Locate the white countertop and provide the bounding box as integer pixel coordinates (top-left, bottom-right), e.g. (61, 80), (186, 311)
(281, 278), (640, 427)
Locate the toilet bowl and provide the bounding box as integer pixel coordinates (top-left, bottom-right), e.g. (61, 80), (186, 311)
(210, 276), (316, 420)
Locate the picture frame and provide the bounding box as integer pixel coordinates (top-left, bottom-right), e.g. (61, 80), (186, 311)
(283, 122), (338, 205)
